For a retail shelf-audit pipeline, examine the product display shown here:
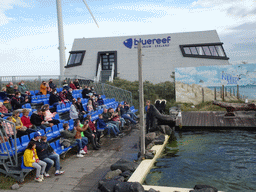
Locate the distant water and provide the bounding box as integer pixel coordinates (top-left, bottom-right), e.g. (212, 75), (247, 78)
(144, 130), (256, 192)
(208, 85), (256, 100)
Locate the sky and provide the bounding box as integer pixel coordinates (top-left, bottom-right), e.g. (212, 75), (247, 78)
(1, 0), (256, 77)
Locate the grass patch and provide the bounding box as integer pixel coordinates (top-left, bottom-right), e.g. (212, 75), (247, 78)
(0, 173), (17, 189)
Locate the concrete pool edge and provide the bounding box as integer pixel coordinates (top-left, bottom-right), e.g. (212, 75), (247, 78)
(128, 135), (194, 192)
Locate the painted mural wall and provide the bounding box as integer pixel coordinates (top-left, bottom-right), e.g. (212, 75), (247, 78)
(175, 64), (256, 104)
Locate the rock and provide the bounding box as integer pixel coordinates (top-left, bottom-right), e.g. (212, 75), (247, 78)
(120, 170), (132, 178)
(192, 184), (218, 192)
(154, 135), (165, 145)
(112, 176), (125, 182)
(105, 169), (122, 180)
(189, 189), (216, 192)
(155, 134), (165, 141)
(147, 188), (160, 192)
(145, 132), (156, 146)
(114, 181), (144, 192)
(11, 183), (19, 190)
(110, 159), (138, 172)
(165, 126), (173, 135)
(146, 142), (155, 150)
(158, 125), (166, 134)
(98, 180), (121, 192)
(145, 151), (154, 159)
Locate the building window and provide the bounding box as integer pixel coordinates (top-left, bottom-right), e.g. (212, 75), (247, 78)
(65, 51), (86, 68)
(180, 43), (229, 60)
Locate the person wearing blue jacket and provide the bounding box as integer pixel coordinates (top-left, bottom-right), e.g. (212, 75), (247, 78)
(98, 114), (119, 137)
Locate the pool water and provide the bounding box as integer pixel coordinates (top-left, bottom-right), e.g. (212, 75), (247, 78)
(144, 130), (256, 192)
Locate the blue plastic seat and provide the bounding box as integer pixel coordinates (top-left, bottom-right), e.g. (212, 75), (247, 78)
(45, 127), (54, 140)
(11, 138), (25, 153)
(54, 113), (60, 120)
(61, 103), (67, 113)
(66, 103), (70, 111)
(52, 125), (60, 137)
(21, 156), (34, 170)
(30, 91), (35, 96)
(58, 123), (64, 132)
(56, 105), (63, 113)
(68, 119), (74, 130)
(34, 90), (39, 95)
(29, 132), (36, 140)
(38, 129), (45, 136)
(55, 140), (71, 153)
(21, 135), (30, 148)
(0, 141), (15, 156)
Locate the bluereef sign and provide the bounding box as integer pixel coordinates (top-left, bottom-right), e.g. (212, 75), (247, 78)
(123, 36), (171, 49)
(222, 72), (239, 85)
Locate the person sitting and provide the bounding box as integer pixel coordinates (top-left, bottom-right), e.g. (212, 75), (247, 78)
(12, 110), (34, 138)
(74, 79), (80, 89)
(97, 95), (105, 108)
(18, 81), (30, 97)
(49, 89), (62, 108)
(30, 109), (47, 130)
(41, 106), (60, 126)
(66, 88), (74, 102)
(11, 92), (30, 112)
(0, 102), (12, 116)
(76, 98), (86, 115)
(23, 141), (47, 182)
(87, 115), (101, 144)
(21, 109), (37, 132)
(62, 80), (69, 90)
(6, 82), (15, 98)
(59, 89), (69, 103)
(78, 119), (100, 150)
(124, 101), (138, 120)
(38, 136), (64, 177)
(60, 123), (86, 158)
(3, 116), (16, 140)
(86, 100), (94, 113)
(98, 114), (119, 137)
(69, 81), (77, 90)
(119, 104), (137, 125)
(3, 98), (12, 113)
(13, 85), (18, 93)
(48, 79), (56, 90)
(110, 108), (125, 131)
(82, 86), (90, 99)
(70, 100), (79, 120)
(0, 87), (7, 100)
(40, 81), (47, 95)
(107, 108), (120, 129)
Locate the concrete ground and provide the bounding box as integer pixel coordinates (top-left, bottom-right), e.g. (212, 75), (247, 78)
(9, 127), (140, 192)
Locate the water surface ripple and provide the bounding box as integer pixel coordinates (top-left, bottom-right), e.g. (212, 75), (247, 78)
(144, 130), (256, 192)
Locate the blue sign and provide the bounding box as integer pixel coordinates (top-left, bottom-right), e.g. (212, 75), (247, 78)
(123, 36), (171, 49)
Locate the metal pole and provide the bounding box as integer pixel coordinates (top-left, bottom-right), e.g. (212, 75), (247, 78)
(56, 0), (66, 80)
(214, 87), (216, 100)
(202, 87), (204, 103)
(237, 85), (239, 99)
(138, 42), (145, 157)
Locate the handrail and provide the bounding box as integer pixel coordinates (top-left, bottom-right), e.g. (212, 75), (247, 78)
(109, 64), (115, 82)
(95, 62), (102, 82)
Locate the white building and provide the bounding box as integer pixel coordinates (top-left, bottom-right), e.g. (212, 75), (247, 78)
(64, 30), (230, 83)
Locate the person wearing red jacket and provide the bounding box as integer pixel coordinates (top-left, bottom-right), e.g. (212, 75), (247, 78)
(21, 109), (37, 132)
(69, 81), (77, 90)
(87, 115), (101, 144)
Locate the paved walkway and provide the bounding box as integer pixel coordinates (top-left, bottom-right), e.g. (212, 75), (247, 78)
(8, 127), (140, 192)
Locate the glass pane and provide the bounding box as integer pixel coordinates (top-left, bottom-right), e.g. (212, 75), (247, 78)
(103, 62), (109, 65)
(109, 55), (114, 58)
(184, 47), (191, 54)
(110, 62), (114, 66)
(102, 55), (108, 58)
(209, 46), (218, 56)
(110, 65), (112, 70)
(103, 66), (108, 69)
(103, 59), (108, 62)
(74, 53), (82, 63)
(190, 47), (198, 55)
(109, 59), (115, 62)
(203, 46), (211, 56)
(68, 54), (76, 65)
(215, 45), (225, 57)
(196, 47), (204, 55)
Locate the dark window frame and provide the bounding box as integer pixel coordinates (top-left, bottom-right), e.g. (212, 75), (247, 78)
(65, 50), (86, 68)
(180, 43), (229, 60)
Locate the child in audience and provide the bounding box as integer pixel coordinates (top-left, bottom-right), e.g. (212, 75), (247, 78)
(23, 141), (47, 182)
(87, 100), (94, 112)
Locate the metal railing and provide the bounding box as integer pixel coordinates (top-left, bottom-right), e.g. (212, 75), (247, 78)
(0, 118), (18, 167)
(91, 82), (133, 105)
(94, 62), (102, 83)
(109, 65), (115, 82)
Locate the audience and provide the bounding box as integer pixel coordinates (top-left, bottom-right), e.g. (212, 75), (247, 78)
(75, 98), (86, 115)
(20, 109), (37, 132)
(86, 100), (94, 113)
(66, 88), (74, 102)
(74, 79), (80, 89)
(48, 79), (56, 90)
(70, 100), (79, 120)
(6, 82), (15, 98)
(3, 98), (12, 113)
(23, 140), (47, 182)
(98, 114), (119, 137)
(62, 80), (69, 90)
(49, 89), (62, 108)
(30, 109), (47, 130)
(18, 81), (30, 97)
(11, 92), (30, 112)
(74, 119), (89, 154)
(40, 81), (47, 95)
(69, 81), (77, 90)
(87, 115), (101, 144)
(41, 106), (60, 126)
(0, 102), (12, 116)
(60, 123), (86, 158)
(0, 87), (7, 99)
(38, 136), (64, 177)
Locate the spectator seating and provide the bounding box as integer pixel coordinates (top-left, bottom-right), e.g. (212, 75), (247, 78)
(20, 135), (30, 149)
